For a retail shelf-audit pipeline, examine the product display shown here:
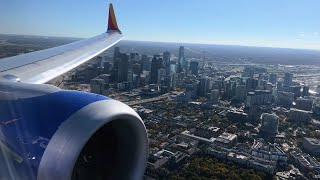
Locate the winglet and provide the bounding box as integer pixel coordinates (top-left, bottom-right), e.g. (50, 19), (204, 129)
(107, 3), (121, 33)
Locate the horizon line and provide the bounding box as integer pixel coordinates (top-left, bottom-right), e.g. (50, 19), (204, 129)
(1, 33), (320, 52)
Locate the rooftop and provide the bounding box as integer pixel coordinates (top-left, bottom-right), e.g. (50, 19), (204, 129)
(215, 132), (237, 144)
(208, 126), (220, 132)
(219, 132), (237, 141)
(228, 152), (249, 160)
(292, 152), (320, 169)
(181, 130), (215, 143)
(305, 137), (320, 145)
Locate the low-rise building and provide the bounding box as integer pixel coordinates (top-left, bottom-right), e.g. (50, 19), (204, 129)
(289, 108), (312, 123)
(248, 157), (277, 174)
(227, 152), (249, 165)
(251, 141), (288, 163)
(117, 81), (132, 90)
(168, 151), (189, 169)
(181, 130), (215, 144)
(206, 145), (229, 159)
(215, 132), (237, 148)
(170, 136), (198, 155)
(141, 84), (161, 96)
(207, 144), (277, 174)
(147, 150), (173, 170)
(276, 170), (304, 180)
(295, 98), (313, 111)
(227, 110), (248, 122)
(194, 126), (221, 139)
(303, 137), (320, 155)
(147, 148), (189, 171)
(291, 152), (320, 172)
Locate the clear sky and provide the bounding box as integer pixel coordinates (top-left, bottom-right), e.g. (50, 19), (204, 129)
(1, 0), (320, 50)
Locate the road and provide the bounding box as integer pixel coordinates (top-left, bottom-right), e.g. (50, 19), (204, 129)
(125, 93), (172, 106)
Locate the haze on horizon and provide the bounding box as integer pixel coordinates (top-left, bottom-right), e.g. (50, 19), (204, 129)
(1, 0), (320, 50)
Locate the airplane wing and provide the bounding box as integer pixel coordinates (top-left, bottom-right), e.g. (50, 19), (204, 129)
(0, 3), (123, 84)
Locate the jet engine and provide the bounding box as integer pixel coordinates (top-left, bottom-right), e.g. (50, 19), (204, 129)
(0, 81), (148, 180)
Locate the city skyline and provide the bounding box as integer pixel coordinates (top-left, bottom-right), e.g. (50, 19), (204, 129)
(1, 29), (320, 179)
(1, 0), (320, 50)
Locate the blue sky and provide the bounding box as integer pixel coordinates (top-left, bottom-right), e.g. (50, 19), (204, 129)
(1, 0), (320, 50)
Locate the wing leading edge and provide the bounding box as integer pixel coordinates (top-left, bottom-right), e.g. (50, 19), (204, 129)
(0, 3), (123, 84)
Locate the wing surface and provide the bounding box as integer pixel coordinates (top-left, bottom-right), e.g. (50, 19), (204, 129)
(0, 3), (123, 84)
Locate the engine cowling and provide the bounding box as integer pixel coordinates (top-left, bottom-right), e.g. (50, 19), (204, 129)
(0, 81), (148, 180)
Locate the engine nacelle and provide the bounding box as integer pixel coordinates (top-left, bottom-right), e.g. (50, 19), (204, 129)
(0, 81), (148, 180)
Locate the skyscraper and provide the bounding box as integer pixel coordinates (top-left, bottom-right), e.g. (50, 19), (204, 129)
(210, 89), (220, 104)
(132, 63), (142, 75)
(150, 55), (163, 84)
(111, 48), (121, 82)
(269, 73), (277, 85)
(246, 78), (259, 91)
(202, 51), (206, 69)
(141, 55), (151, 71)
(118, 53), (129, 82)
(127, 59), (133, 84)
(157, 68), (166, 84)
(284, 72), (293, 87)
(189, 61), (199, 75)
(114, 47), (120, 59)
(170, 62), (176, 75)
(260, 113), (279, 136)
(277, 91), (294, 108)
(103, 61), (111, 74)
(242, 66), (255, 78)
(198, 77), (207, 96)
(179, 46), (184, 60)
(163, 51), (171, 75)
(130, 53), (135, 60)
(170, 74), (176, 90)
(277, 81), (283, 91)
(302, 86), (309, 97)
(130, 53), (140, 62)
(178, 46), (188, 69)
(177, 63), (184, 73)
(96, 56), (103, 68)
(235, 85), (246, 102)
(289, 86), (301, 98)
